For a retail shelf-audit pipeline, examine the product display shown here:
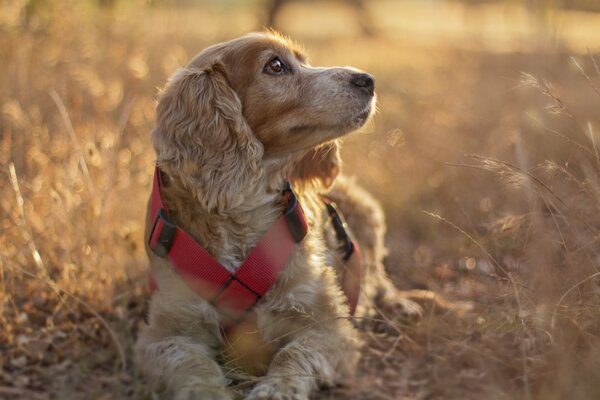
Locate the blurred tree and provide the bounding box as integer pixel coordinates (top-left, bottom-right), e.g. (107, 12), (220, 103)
(24, 0), (51, 20)
(457, 0), (600, 12)
(264, 0), (375, 35)
(98, 0), (116, 8)
(560, 0), (600, 12)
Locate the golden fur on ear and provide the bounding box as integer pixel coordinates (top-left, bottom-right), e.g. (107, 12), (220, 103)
(291, 141), (341, 189)
(152, 62), (264, 212)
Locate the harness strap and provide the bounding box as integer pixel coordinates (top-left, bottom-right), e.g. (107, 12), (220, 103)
(148, 167), (307, 322)
(321, 197), (362, 315)
(147, 166), (362, 322)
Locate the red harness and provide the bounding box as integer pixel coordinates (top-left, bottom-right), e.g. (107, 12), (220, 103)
(148, 167), (361, 323)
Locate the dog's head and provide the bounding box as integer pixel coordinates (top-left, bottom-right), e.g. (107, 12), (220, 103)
(153, 32), (375, 209)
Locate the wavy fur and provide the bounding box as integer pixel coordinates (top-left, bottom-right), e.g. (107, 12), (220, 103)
(135, 32), (418, 400)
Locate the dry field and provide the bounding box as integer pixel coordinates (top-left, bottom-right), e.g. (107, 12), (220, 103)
(2, 0), (600, 399)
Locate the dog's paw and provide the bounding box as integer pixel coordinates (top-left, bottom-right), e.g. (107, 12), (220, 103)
(245, 379), (309, 400)
(174, 385), (234, 400)
(378, 295), (423, 323)
(383, 295), (424, 321)
(360, 295), (422, 336)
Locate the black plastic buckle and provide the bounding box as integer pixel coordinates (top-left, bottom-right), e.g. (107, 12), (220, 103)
(148, 208), (177, 258)
(283, 182), (308, 243)
(325, 202), (355, 261)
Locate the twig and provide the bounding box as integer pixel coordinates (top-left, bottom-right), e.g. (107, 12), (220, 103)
(8, 163), (47, 275)
(5, 261), (127, 371)
(98, 95), (135, 220)
(571, 56), (600, 99)
(586, 122), (600, 176)
(49, 89), (96, 197)
(423, 211), (510, 279)
(550, 272), (600, 330)
(466, 154), (598, 235)
(526, 113), (593, 156)
(0, 386), (24, 396)
(588, 47), (600, 78)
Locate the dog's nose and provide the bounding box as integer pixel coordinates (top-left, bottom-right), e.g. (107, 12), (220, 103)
(350, 73), (375, 96)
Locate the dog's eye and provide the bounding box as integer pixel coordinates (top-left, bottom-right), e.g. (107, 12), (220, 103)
(264, 57), (288, 75)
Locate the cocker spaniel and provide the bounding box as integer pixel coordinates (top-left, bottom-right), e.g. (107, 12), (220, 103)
(135, 31), (420, 400)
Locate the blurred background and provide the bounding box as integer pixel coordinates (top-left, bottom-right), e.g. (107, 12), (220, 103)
(2, 0), (600, 399)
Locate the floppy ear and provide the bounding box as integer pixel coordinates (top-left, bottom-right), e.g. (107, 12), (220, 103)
(152, 62), (264, 212)
(290, 141), (341, 189)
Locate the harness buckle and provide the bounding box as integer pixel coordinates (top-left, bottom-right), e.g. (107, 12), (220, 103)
(148, 208), (177, 258)
(324, 202), (355, 261)
(283, 182), (308, 243)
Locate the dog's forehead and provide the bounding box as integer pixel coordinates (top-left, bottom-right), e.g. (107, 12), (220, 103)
(234, 34), (307, 63)
(188, 33), (307, 70)
(264, 34), (307, 62)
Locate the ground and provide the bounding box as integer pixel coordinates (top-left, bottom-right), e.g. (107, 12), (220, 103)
(2, 1), (600, 399)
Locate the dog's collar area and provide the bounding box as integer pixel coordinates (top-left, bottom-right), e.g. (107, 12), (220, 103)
(147, 166), (309, 324)
(147, 166), (362, 324)
(282, 181), (308, 243)
(321, 196), (362, 315)
(321, 198), (355, 261)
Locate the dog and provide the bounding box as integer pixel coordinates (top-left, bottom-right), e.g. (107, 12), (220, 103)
(135, 31), (420, 400)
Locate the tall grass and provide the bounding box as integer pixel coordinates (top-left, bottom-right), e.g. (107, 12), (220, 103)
(0, 1), (162, 396)
(401, 56), (600, 399)
(2, 0), (600, 399)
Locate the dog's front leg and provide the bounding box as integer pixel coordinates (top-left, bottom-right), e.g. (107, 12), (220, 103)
(246, 319), (359, 400)
(135, 304), (233, 400)
(136, 323), (233, 400)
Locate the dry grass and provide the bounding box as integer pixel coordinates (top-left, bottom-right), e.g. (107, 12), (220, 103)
(2, 0), (600, 399)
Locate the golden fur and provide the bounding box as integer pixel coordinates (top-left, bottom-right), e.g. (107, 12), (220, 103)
(135, 32), (419, 400)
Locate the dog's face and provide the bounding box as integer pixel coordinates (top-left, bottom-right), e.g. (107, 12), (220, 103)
(188, 32), (376, 157)
(153, 32), (375, 209)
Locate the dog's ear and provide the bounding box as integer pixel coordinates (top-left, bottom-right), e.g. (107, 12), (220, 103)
(290, 141), (341, 189)
(153, 62), (264, 212)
